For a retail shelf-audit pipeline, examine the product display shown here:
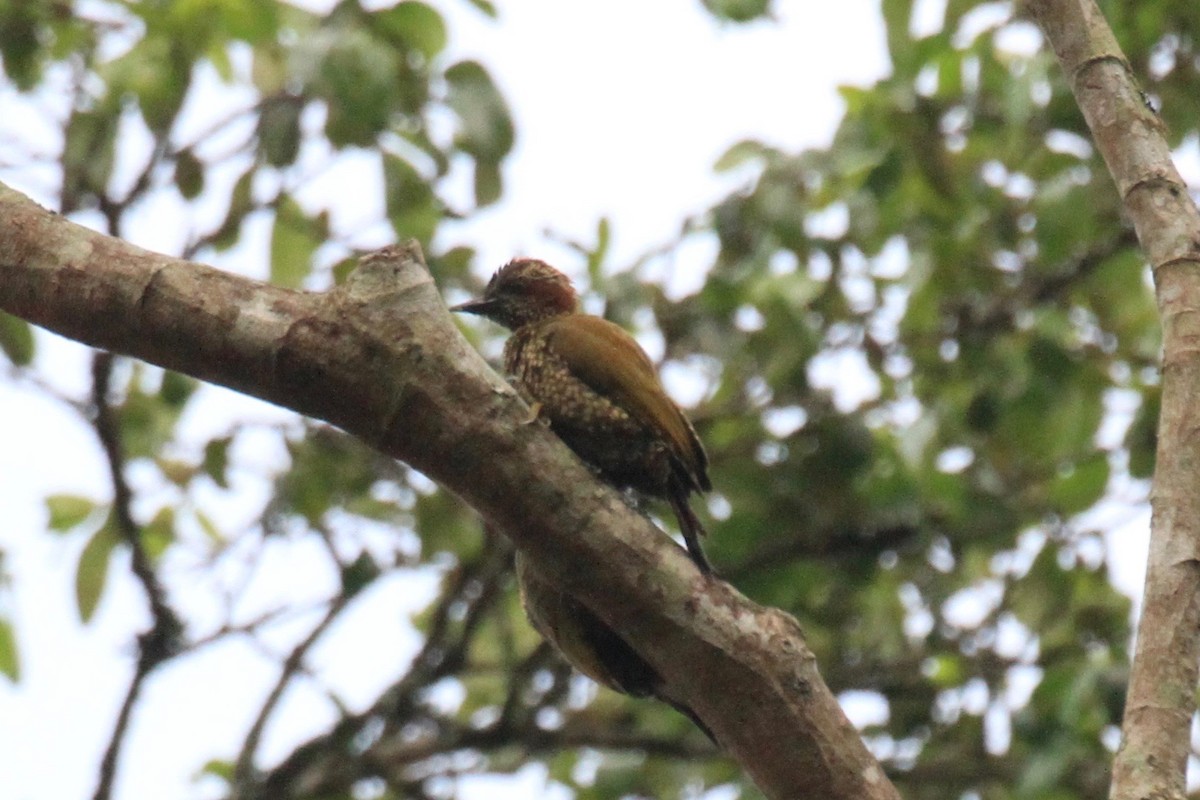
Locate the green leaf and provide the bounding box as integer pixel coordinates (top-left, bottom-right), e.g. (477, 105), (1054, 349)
(212, 168), (255, 251)
(141, 507), (175, 560)
(315, 28), (400, 147)
(714, 139), (773, 172)
(586, 217), (611, 283)
(175, 149), (205, 199)
(270, 197), (321, 288)
(461, 0), (497, 16)
(880, 0), (916, 67)
(167, 0), (279, 49)
(432, 246), (475, 283)
(1126, 390), (1158, 479)
(1047, 452), (1110, 514)
(415, 488), (480, 558)
(923, 654), (963, 687)
(62, 109), (117, 204)
(445, 60), (514, 161)
(203, 437), (232, 488)
(340, 552), (381, 597)
(0, 4), (46, 89)
(156, 457), (195, 486)
(251, 40), (288, 94)
(46, 495), (99, 533)
(473, 160), (502, 207)
(371, 2), (447, 60)
(276, 429), (381, 524)
(196, 758), (234, 784)
(75, 518), (120, 623)
(330, 256), (358, 285)
(0, 312), (34, 365)
(700, 0), (773, 22)
(0, 617), (20, 681)
(257, 97), (302, 167)
(104, 36), (191, 133)
(160, 370), (197, 407)
(194, 510), (224, 544)
(119, 374), (188, 459)
(383, 153), (439, 242)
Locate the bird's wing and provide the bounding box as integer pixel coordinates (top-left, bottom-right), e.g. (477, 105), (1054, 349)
(515, 554), (657, 696)
(541, 315), (709, 489)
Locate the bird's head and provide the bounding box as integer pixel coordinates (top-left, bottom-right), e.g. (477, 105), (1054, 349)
(452, 259), (579, 330)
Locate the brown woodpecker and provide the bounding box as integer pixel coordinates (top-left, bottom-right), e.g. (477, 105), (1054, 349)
(453, 259), (716, 740)
(452, 258), (713, 574)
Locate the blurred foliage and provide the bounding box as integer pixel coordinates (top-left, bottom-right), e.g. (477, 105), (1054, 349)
(0, 0), (1191, 798)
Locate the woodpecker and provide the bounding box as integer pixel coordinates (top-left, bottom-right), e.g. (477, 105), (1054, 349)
(452, 258), (713, 574)
(453, 259), (717, 741)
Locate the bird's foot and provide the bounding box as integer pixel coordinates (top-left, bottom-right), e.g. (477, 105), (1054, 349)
(521, 401), (544, 425)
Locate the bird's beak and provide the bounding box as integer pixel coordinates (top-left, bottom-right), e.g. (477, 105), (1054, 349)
(450, 297), (494, 316)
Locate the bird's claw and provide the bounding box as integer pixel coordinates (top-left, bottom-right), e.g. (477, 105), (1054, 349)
(521, 401), (544, 425)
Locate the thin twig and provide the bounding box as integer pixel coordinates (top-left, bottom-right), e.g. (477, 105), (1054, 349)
(234, 593), (353, 784)
(90, 352), (184, 800)
(250, 537), (514, 798)
(495, 641), (561, 731)
(90, 353), (183, 661)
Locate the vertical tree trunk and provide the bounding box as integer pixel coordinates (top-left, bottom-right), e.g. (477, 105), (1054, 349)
(1027, 1), (1200, 797)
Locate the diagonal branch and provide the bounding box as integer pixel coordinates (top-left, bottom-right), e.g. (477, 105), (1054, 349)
(234, 592), (352, 786)
(0, 182), (898, 800)
(1024, 2), (1200, 799)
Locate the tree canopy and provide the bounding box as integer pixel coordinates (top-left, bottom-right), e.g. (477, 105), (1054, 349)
(1, 0), (1197, 798)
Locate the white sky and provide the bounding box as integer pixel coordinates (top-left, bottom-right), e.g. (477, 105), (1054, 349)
(0, 1), (1154, 799)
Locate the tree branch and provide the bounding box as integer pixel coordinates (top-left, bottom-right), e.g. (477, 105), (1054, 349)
(250, 536), (516, 798)
(0, 182), (898, 800)
(1025, 2), (1200, 798)
(90, 352), (183, 663)
(234, 592), (351, 787)
(89, 351), (184, 800)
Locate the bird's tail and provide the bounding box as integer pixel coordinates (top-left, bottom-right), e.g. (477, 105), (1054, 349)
(669, 492), (713, 575)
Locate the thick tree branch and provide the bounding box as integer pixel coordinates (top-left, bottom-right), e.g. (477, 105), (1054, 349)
(0, 182), (898, 800)
(1025, 2), (1200, 798)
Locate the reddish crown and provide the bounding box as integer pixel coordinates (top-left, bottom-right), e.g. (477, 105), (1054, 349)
(454, 259), (579, 330)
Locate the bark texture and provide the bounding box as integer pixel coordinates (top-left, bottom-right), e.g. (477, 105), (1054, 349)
(0, 182), (900, 800)
(1026, 2), (1200, 798)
